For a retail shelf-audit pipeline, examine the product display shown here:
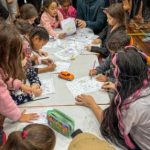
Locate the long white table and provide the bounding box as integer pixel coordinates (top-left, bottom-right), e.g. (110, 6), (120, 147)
(4, 28), (118, 150)
(4, 105), (121, 150)
(20, 54), (110, 107)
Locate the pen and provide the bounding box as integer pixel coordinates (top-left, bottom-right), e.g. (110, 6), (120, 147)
(34, 96), (49, 101)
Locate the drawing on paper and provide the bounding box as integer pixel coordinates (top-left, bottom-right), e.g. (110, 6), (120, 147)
(66, 76), (103, 97)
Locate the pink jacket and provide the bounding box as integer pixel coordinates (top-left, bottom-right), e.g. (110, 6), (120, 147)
(59, 6), (77, 19)
(40, 11), (64, 37)
(0, 69), (21, 121)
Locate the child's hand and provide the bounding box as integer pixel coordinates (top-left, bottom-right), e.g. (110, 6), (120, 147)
(58, 33), (66, 39)
(19, 110), (39, 122)
(39, 50), (48, 57)
(89, 69), (97, 76)
(21, 84), (32, 95)
(31, 55), (39, 64)
(31, 84), (42, 97)
(75, 94), (96, 108)
(85, 45), (91, 51)
(42, 58), (54, 65)
(101, 82), (116, 91)
(47, 63), (56, 71)
(92, 39), (101, 44)
(96, 74), (108, 82)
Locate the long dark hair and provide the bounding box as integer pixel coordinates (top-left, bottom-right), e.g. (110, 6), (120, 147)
(100, 48), (149, 149)
(0, 23), (24, 81)
(2, 124), (56, 150)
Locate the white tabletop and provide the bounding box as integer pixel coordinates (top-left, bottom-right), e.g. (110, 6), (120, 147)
(4, 28), (117, 149)
(4, 105), (121, 150)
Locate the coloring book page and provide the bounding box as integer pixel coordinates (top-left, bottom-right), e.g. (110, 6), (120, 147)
(52, 61), (70, 73)
(66, 76), (103, 97)
(54, 48), (80, 61)
(34, 78), (55, 100)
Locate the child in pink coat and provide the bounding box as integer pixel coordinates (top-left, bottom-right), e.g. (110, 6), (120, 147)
(59, 0), (77, 19)
(40, 0), (66, 39)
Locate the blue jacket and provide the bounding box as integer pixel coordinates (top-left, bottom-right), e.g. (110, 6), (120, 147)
(77, 0), (106, 34)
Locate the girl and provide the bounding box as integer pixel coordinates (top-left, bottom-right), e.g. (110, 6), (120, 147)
(76, 48), (150, 150)
(59, 0), (77, 19)
(0, 23), (39, 145)
(28, 26), (56, 74)
(14, 21), (56, 74)
(10, 51), (42, 105)
(86, 3), (127, 58)
(2, 123), (56, 150)
(40, 0), (66, 39)
(19, 3), (38, 25)
(89, 31), (130, 82)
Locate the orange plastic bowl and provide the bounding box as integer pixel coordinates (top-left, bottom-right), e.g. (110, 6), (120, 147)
(58, 71), (74, 81)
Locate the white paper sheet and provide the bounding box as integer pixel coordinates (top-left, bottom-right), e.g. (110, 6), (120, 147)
(51, 61), (70, 73)
(34, 78), (55, 100)
(66, 76), (103, 97)
(61, 18), (76, 35)
(54, 48), (80, 61)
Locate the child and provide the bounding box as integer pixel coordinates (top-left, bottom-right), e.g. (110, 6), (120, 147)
(10, 51), (42, 105)
(59, 0), (77, 19)
(89, 31), (130, 82)
(1, 123), (56, 150)
(40, 0), (66, 39)
(0, 23), (39, 145)
(86, 3), (127, 58)
(19, 3), (38, 25)
(28, 26), (56, 74)
(14, 22), (56, 74)
(75, 48), (150, 150)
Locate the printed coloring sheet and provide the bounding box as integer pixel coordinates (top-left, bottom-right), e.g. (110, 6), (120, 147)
(34, 78), (55, 100)
(66, 76), (103, 97)
(54, 48), (80, 61)
(52, 61), (70, 73)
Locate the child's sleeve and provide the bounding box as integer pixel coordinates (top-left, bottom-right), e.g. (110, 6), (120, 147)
(96, 55), (111, 74)
(98, 26), (108, 41)
(6, 78), (22, 90)
(40, 13), (57, 37)
(26, 67), (41, 86)
(0, 79), (21, 121)
(91, 46), (110, 58)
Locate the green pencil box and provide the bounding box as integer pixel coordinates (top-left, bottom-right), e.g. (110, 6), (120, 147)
(47, 109), (75, 137)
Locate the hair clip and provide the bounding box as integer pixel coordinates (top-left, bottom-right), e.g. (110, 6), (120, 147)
(124, 45), (135, 49)
(21, 130), (28, 139)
